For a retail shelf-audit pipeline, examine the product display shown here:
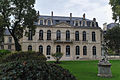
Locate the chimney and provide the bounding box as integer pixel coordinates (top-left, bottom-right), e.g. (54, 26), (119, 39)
(83, 13), (85, 19)
(70, 13), (72, 18)
(38, 11), (40, 15)
(93, 18), (96, 22)
(51, 11), (53, 16)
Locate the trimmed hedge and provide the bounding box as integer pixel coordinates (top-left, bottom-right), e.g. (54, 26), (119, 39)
(1, 51), (47, 63)
(0, 60), (77, 80)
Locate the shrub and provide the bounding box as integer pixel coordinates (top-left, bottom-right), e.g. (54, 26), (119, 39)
(0, 50), (11, 57)
(1, 51), (47, 63)
(0, 60), (76, 80)
(52, 52), (63, 63)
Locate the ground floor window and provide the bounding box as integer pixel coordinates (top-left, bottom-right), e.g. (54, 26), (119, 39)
(28, 45), (32, 51)
(56, 45), (61, 53)
(46, 45), (51, 55)
(93, 46), (96, 55)
(66, 45), (70, 57)
(39, 45), (43, 54)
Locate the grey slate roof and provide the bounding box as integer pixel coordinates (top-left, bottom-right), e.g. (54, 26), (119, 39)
(4, 29), (11, 35)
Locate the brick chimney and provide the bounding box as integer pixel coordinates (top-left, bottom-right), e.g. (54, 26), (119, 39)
(51, 11), (53, 17)
(83, 13), (85, 19)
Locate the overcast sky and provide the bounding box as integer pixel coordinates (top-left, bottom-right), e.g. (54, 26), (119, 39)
(35, 0), (114, 28)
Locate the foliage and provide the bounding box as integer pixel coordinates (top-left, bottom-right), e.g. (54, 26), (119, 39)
(0, 60), (76, 80)
(0, 0), (38, 51)
(1, 51), (47, 63)
(109, 0), (120, 23)
(0, 50), (11, 57)
(104, 26), (120, 55)
(52, 52), (63, 63)
(107, 48), (116, 55)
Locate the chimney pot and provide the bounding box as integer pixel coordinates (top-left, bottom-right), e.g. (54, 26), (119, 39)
(51, 11), (53, 16)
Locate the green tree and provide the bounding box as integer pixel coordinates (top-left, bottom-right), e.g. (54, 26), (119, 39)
(109, 0), (120, 24)
(0, 0), (38, 51)
(104, 26), (120, 55)
(52, 52), (63, 64)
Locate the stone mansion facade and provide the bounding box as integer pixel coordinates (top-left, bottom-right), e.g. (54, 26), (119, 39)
(0, 12), (102, 60)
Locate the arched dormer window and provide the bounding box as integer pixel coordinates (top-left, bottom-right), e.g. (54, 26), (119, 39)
(38, 19), (44, 25)
(74, 20), (79, 26)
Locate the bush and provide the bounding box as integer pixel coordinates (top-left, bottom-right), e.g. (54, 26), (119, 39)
(1, 51), (47, 63)
(52, 52), (63, 63)
(0, 60), (77, 80)
(0, 50), (11, 57)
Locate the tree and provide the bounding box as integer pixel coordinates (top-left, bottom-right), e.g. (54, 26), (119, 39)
(0, 0), (38, 51)
(109, 0), (120, 24)
(52, 52), (63, 64)
(104, 26), (120, 55)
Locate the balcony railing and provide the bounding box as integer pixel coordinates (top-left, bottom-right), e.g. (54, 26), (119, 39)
(54, 40), (73, 43)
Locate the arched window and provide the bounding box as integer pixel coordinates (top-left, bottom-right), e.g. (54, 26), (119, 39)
(56, 30), (61, 40)
(28, 30), (32, 40)
(39, 45), (43, 54)
(92, 32), (96, 41)
(47, 30), (51, 40)
(76, 46), (80, 55)
(83, 46), (87, 55)
(47, 45), (51, 55)
(66, 45), (70, 56)
(48, 20), (51, 26)
(92, 22), (95, 27)
(75, 21), (78, 26)
(75, 31), (79, 41)
(56, 45), (61, 53)
(66, 30), (70, 41)
(82, 31), (86, 41)
(93, 46), (96, 55)
(40, 20), (43, 25)
(39, 30), (43, 40)
(83, 21), (85, 26)
(28, 45), (32, 51)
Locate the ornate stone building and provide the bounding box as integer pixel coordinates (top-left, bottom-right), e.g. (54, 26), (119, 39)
(0, 12), (102, 60)
(21, 12), (102, 60)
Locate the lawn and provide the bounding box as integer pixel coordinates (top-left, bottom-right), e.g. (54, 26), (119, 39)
(51, 60), (120, 80)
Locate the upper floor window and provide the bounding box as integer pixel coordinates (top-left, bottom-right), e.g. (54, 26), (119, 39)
(28, 30), (32, 40)
(39, 30), (43, 40)
(82, 31), (86, 41)
(46, 45), (51, 55)
(83, 46), (87, 55)
(75, 31), (79, 41)
(92, 32), (96, 41)
(56, 45), (61, 53)
(76, 46), (80, 55)
(48, 20), (51, 26)
(39, 45), (43, 54)
(66, 45), (70, 56)
(28, 45), (32, 51)
(92, 46), (96, 55)
(80, 21), (81, 26)
(66, 30), (70, 41)
(8, 37), (12, 43)
(56, 30), (61, 40)
(47, 30), (51, 40)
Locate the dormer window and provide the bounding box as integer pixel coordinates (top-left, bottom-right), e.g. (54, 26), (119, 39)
(66, 20), (70, 24)
(55, 20), (59, 24)
(40, 20), (43, 25)
(48, 20), (52, 26)
(83, 21), (85, 26)
(87, 21), (91, 27)
(92, 22), (95, 27)
(74, 21), (79, 26)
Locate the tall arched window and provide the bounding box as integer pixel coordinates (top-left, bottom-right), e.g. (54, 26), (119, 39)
(93, 46), (96, 55)
(92, 32), (96, 41)
(47, 45), (51, 55)
(75, 31), (79, 41)
(66, 30), (70, 41)
(56, 30), (61, 40)
(48, 20), (51, 26)
(83, 31), (86, 41)
(39, 45), (43, 54)
(28, 45), (32, 51)
(39, 30), (43, 40)
(76, 46), (80, 55)
(66, 45), (70, 56)
(47, 30), (51, 40)
(56, 45), (61, 53)
(28, 30), (32, 40)
(83, 46), (87, 55)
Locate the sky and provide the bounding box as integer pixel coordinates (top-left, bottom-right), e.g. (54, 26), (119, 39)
(34, 0), (114, 28)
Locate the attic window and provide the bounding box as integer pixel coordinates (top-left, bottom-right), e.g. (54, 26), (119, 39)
(56, 20), (59, 23)
(66, 20), (70, 24)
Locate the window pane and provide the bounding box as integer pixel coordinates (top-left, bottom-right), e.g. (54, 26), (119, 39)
(66, 45), (70, 56)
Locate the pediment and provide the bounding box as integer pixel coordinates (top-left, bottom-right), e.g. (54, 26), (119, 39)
(55, 22), (71, 27)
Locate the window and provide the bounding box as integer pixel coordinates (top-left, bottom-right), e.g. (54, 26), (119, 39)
(47, 30), (51, 40)
(80, 21), (81, 26)
(1, 45), (4, 49)
(92, 32), (96, 41)
(75, 31), (79, 41)
(83, 21), (85, 26)
(48, 20), (51, 26)
(76, 46), (80, 55)
(66, 20), (70, 24)
(56, 45), (61, 53)
(75, 21), (78, 26)
(46, 45), (51, 55)
(28, 45), (32, 51)
(83, 46), (87, 55)
(8, 37), (12, 43)
(92, 22), (95, 27)
(93, 46), (96, 55)
(83, 31), (86, 41)
(40, 20), (43, 25)
(56, 30), (61, 40)
(28, 30), (32, 40)
(87, 21), (91, 27)
(66, 30), (70, 41)
(39, 30), (43, 40)
(39, 45), (43, 54)
(8, 45), (11, 50)
(66, 45), (70, 56)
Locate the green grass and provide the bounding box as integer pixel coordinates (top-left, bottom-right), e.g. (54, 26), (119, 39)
(49, 60), (120, 80)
